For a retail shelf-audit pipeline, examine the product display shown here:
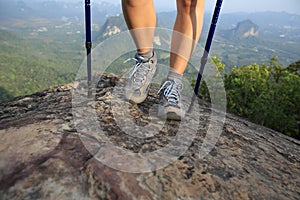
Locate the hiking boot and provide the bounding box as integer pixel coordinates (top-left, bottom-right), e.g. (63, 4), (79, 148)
(157, 79), (185, 120)
(124, 51), (157, 104)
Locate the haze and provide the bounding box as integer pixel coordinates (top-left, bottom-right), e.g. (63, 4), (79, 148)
(97, 0), (300, 14)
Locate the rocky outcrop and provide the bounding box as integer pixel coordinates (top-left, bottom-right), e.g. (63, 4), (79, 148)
(98, 15), (127, 41)
(221, 20), (259, 41)
(0, 74), (299, 199)
(234, 20), (259, 39)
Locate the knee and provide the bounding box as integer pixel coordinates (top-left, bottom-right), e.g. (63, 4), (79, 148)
(177, 0), (200, 14)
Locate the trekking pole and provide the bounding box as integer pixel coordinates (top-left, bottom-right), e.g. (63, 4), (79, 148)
(188, 0), (223, 113)
(85, 0), (92, 97)
(194, 0), (223, 95)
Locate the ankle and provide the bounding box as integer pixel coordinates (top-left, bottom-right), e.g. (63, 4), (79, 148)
(167, 68), (183, 83)
(137, 49), (153, 60)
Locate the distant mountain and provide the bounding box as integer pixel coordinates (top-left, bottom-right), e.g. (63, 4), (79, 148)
(219, 12), (300, 43)
(220, 11), (300, 28)
(97, 15), (127, 41)
(0, 0), (121, 24)
(233, 20), (259, 38)
(221, 20), (259, 41)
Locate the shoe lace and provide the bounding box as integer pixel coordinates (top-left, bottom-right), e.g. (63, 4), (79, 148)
(158, 80), (182, 105)
(124, 57), (151, 89)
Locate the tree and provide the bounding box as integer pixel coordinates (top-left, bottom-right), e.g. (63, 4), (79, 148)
(224, 57), (299, 138)
(287, 60), (300, 75)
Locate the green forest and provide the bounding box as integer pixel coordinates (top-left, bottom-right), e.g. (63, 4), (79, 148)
(0, 29), (83, 102)
(195, 57), (300, 139)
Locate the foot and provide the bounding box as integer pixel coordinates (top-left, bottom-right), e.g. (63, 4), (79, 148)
(125, 51), (157, 104)
(157, 79), (185, 120)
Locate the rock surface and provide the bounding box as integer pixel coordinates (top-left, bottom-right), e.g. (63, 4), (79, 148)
(0, 74), (299, 200)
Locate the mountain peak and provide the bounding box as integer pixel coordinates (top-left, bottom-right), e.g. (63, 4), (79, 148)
(0, 74), (299, 199)
(221, 19), (260, 41)
(235, 19), (259, 38)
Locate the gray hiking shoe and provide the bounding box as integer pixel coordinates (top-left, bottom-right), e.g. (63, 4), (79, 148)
(157, 79), (185, 120)
(125, 51), (157, 104)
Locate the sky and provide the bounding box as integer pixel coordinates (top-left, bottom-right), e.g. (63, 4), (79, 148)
(102, 0), (300, 14)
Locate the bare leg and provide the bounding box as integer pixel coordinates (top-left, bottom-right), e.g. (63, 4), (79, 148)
(122, 0), (158, 104)
(170, 0), (205, 74)
(122, 0), (156, 53)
